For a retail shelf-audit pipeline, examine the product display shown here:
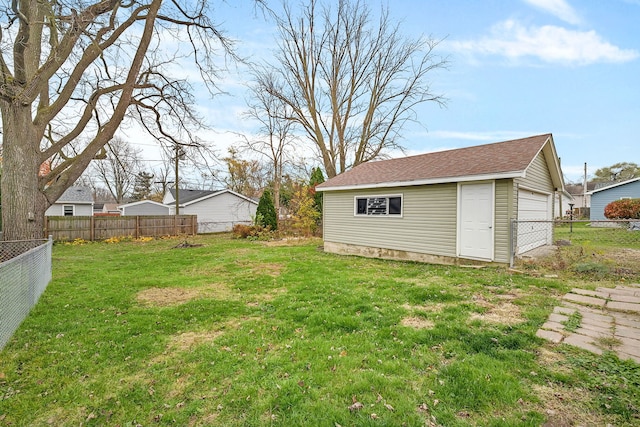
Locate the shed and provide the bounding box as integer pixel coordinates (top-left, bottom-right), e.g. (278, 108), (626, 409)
(163, 188), (258, 233)
(316, 134), (565, 265)
(45, 186), (94, 217)
(118, 200), (171, 216)
(588, 177), (640, 221)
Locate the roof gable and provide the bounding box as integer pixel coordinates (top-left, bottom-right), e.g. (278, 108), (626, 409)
(55, 186), (94, 203)
(182, 189), (259, 206)
(317, 134), (563, 191)
(588, 177), (640, 194)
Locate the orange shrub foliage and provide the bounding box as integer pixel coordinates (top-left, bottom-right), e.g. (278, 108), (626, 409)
(604, 198), (640, 219)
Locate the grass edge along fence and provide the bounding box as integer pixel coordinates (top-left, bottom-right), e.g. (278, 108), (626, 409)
(45, 215), (198, 241)
(512, 219), (640, 267)
(0, 237), (52, 351)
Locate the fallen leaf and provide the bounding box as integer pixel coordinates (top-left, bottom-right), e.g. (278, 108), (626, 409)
(417, 403), (429, 413)
(370, 413), (378, 419)
(348, 402), (364, 412)
(457, 411), (470, 418)
(376, 393), (383, 403)
(384, 403), (395, 412)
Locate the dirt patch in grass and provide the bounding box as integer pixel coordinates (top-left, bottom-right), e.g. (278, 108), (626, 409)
(136, 283), (237, 307)
(402, 302), (448, 313)
(261, 237), (313, 247)
(401, 316), (435, 329)
(470, 302), (524, 325)
(532, 383), (607, 427)
(170, 331), (225, 352)
(252, 262), (284, 277)
(246, 288), (287, 306)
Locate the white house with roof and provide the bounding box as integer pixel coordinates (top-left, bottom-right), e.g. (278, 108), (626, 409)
(45, 186), (94, 216)
(162, 188), (258, 233)
(316, 134), (566, 265)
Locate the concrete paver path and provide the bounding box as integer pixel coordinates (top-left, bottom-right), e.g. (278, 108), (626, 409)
(537, 283), (640, 363)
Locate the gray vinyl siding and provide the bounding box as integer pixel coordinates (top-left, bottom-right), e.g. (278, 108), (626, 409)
(494, 179), (513, 263)
(122, 203), (170, 216)
(323, 184), (457, 257)
(590, 180), (640, 220)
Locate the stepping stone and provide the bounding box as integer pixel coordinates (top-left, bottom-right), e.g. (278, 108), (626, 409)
(571, 288), (610, 299)
(553, 306), (576, 316)
(537, 329), (564, 344)
(563, 293), (606, 308)
(606, 301), (640, 314)
(615, 325), (640, 340)
(612, 314), (640, 329)
(563, 333), (603, 355)
(574, 327), (612, 339)
(541, 321), (565, 332)
(548, 313), (569, 323)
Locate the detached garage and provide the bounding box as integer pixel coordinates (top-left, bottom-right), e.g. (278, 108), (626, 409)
(316, 134), (565, 265)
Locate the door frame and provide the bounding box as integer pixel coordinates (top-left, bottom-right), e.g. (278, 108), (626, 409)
(457, 181), (495, 261)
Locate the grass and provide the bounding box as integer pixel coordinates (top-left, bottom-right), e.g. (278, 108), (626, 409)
(0, 234), (639, 426)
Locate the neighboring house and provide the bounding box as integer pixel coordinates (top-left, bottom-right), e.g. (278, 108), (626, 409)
(587, 177), (640, 221)
(163, 188), (258, 233)
(316, 134), (565, 265)
(118, 200), (171, 216)
(45, 186), (94, 216)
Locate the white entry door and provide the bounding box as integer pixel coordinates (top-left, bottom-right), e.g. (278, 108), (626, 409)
(459, 182), (494, 260)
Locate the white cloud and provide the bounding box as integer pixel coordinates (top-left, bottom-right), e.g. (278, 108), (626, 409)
(449, 19), (639, 66)
(523, 0), (581, 24)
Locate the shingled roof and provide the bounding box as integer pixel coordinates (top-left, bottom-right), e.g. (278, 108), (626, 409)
(317, 134), (563, 191)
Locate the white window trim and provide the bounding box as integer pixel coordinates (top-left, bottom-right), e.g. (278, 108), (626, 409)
(63, 205), (75, 216)
(353, 194), (403, 217)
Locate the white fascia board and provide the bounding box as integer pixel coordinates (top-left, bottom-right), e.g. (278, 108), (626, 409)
(316, 171), (525, 192)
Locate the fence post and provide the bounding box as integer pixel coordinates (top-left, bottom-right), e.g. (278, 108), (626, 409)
(136, 216), (140, 239)
(90, 216), (95, 241)
(509, 219), (515, 268)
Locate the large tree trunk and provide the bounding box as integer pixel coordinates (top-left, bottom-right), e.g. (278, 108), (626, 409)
(1, 102), (49, 240)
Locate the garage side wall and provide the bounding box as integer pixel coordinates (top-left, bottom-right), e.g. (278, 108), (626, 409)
(494, 179), (513, 264)
(323, 184), (458, 258)
(515, 152), (554, 204)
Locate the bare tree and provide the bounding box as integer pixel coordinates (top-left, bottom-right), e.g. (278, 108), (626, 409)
(92, 138), (142, 203)
(242, 69), (296, 215)
(0, 0), (243, 239)
(260, 0), (447, 178)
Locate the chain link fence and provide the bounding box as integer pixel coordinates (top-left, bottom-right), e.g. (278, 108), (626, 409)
(0, 237), (53, 350)
(512, 219), (640, 272)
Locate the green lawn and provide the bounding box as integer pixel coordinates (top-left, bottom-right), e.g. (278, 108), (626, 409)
(1, 234), (639, 426)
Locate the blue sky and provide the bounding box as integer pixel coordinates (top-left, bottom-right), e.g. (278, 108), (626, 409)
(155, 0), (639, 184)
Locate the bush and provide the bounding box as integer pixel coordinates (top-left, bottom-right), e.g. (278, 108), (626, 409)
(232, 223), (274, 240)
(604, 198), (640, 219)
(256, 189), (278, 230)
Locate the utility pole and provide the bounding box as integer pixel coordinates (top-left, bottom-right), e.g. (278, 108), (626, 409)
(174, 143), (180, 216)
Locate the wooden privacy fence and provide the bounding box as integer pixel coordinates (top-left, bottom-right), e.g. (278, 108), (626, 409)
(45, 215), (198, 241)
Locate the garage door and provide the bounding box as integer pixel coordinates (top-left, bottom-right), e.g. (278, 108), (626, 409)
(517, 190), (552, 254)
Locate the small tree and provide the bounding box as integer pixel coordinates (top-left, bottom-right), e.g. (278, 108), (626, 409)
(131, 171), (155, 201)
(289, 184), (320, 236)
(604, 198), (640, 219)
(256, 188), (278, 230)
(308, 167), (325, 217)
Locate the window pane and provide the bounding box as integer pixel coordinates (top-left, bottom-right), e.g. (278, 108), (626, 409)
(367, 197), (387, 215)
(388, 197), (402, 215)
(63, 206), (73, 216)
(356, 198), (367, 214)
